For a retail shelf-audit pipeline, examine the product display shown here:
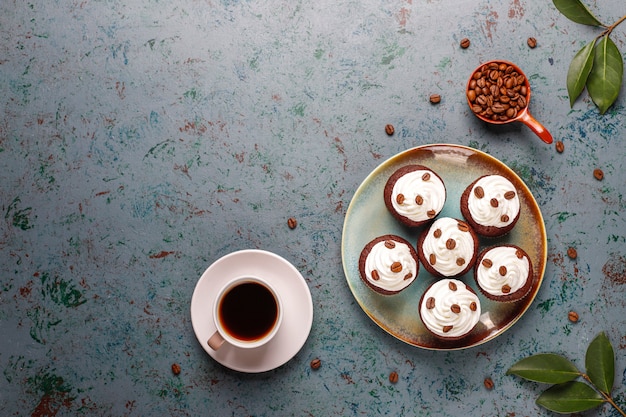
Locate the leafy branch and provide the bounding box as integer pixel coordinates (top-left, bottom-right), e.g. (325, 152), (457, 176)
(553, 0), (625, 114)
(507, 332), (625, 415)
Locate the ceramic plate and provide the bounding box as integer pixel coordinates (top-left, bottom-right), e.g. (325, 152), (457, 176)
(341, 144), (547, 350)
(191, 249), (313, 372)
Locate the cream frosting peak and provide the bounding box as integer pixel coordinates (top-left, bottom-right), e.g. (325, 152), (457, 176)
(391, 168), (446, 223)
(477, 246), (530, 296)
(421, 217), (476, 277)
(420, 279), (481, 338)
(467, 175), (520, 227)
(364, 239), (418, 293)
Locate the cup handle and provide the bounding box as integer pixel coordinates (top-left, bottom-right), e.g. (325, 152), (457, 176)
(208, 331), (225, 350)
(518, 111), (553, 144)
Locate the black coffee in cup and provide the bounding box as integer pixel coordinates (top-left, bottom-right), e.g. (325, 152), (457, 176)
(218, 281), (278, 341)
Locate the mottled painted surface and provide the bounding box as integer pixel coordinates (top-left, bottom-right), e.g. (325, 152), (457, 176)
(1, 0), (625, 416)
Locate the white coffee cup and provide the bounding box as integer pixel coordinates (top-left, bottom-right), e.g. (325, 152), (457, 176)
(208, 276), (282, 350)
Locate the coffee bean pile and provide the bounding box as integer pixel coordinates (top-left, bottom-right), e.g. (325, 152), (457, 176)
(467, 62), (529, 122)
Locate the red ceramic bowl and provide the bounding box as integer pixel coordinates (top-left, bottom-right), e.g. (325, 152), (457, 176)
(466, 60), (553, 144)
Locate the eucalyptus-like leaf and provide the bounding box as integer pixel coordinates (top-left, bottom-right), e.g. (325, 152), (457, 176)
(536, 381), (605, 413)
(552, 0), (604, 26)
(587, 36), (624, 114)
(586, 332), (615, 395)
(567, 41), (595, 107)
(506, 353), (580, 384)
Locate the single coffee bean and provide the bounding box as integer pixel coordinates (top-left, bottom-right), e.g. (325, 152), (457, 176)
(310, 358), (321, 370)
(390, 262), (402, 273)
(484, 377), (494, 390)
(567, 247), (577, 259)
(593, 168), (604, 180)
(460, 38), (470, 49)
(568, 311), (579, 323)
(429, 94), (441, 104)
(287, 217), (298, 229)
(389, 371), (399, 384)
(527, 37), (537, 48)
(555, 140), (565, 153)
(385, 124), (395, 136)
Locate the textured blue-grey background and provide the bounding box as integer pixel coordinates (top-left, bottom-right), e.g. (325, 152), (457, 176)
(1, 0), (625, 415)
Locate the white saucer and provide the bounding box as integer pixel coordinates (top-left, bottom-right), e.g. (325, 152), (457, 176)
(190, 249), (313, 373)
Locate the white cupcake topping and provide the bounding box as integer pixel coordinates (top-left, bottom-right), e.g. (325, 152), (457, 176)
(420, 279), (481, 338)
(467, 175), (520, 227)
(364, 239), (417, 293)
(477, 246), (530, 296)
(421, 217), (476, 277)
(391, 169), (446, 223)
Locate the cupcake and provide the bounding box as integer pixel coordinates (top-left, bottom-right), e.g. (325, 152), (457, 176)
(384, 165), (446, 227)
(474, 244), (533, 302)
(417, 217), (478, 278)
(358, 234), (420, 295)
(460, 174), (521, 237)
(419, 278), (481, 340)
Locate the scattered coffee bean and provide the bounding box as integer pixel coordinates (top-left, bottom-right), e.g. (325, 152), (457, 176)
(460, 38), (471, 49)
(567, 247), (577, 259)
(484, 377), (494, 390)
(310, 358), (321, 370)
(593, 168), (604, 181)
(171, 363), (181, 375)
(385, 124), (395, 136)
(287, 217), (298, 229)
(568, 311), (579, 323)
(467, 61), (529, 122)
(429, 94), (441, 104)
(389, 371), (399, 384)
(527, 37), (537, 48)
(555, 140), (565, 153)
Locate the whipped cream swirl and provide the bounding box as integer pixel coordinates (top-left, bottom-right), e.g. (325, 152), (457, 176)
(477, 246), (530, 296)
(421, 217), (476, 277)
(420, 279), (481, 338)
(391, 169), (446, 223)
(467, 175), (519, 227)
(364, 240), (418, 293)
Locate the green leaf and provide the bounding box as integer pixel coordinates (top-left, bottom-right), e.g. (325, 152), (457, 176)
(552, 0), (604, 26)
(586, 332), (615, 395)
(506, 353), (580, 384)
(567, 41), (595, 107)
(537, 381), (605, 413)
(587, 36), (624, 114)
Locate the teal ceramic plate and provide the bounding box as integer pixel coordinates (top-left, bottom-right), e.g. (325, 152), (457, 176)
(341, 144), (547, 350)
